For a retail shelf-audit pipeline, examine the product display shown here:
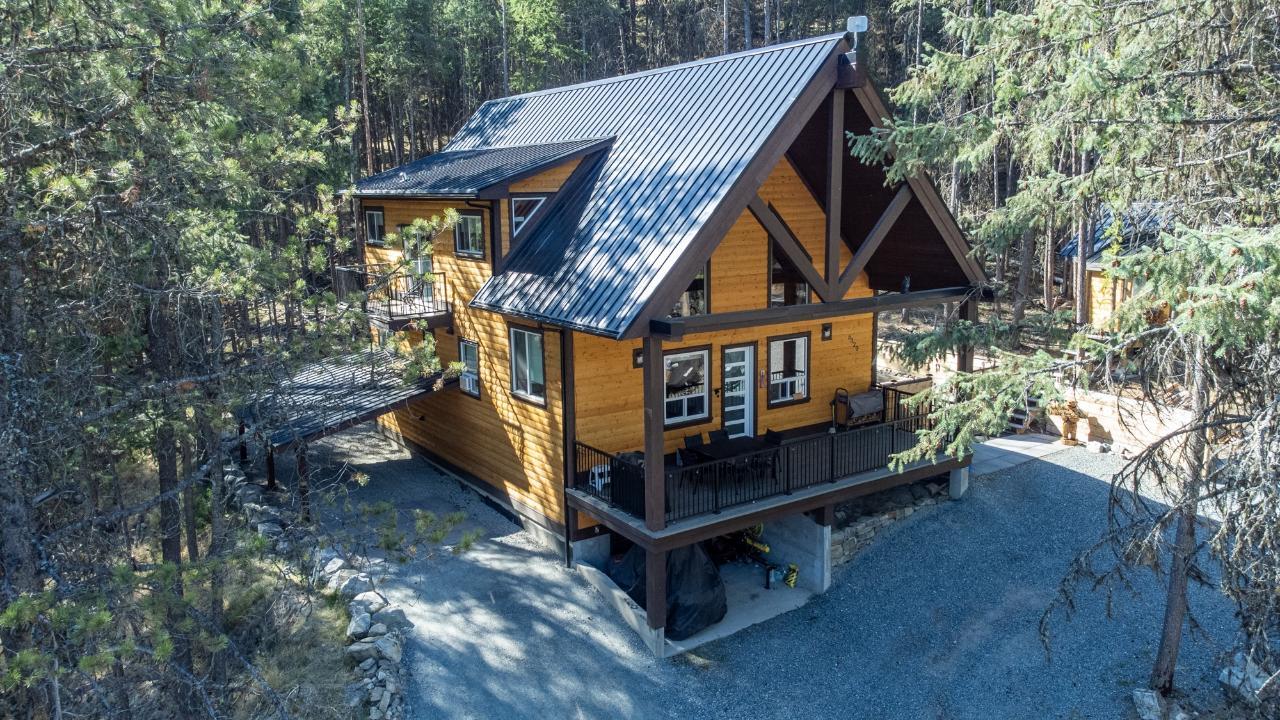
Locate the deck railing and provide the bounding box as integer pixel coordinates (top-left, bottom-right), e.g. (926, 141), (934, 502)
(573, 408), (943, 525)
(334, 263), (450, 322)
(768, 370), (807, 404)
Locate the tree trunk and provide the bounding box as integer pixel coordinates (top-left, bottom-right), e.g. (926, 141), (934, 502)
(500, 1), (510, 96)
(1010, 228), (1035, 344)
(181, 435), (199, 562)
(356, 0), (374, 177)
(1150, 341), (1208, 694)
(722, 0), (730, 54)
(742, 0), (751, 50)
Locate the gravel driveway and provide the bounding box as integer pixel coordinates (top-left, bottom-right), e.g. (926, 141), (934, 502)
(314, 426), (1235, 720)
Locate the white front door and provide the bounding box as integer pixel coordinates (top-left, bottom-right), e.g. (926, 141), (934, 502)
(721, 345), (755, 439)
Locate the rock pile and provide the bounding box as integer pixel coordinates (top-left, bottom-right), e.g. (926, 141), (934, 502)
(830, 479), (949, 565)
(314, 551), (413, 720)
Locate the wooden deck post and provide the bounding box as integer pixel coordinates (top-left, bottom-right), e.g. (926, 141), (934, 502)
(641, 335), (666, 532)
(265, 445), (277, 491)
(957, 298), (978, 372)
(296, 443), (310, 523)
(645, 549), (667, 630)
(238, 421), (247, 463)
(561, 328), (577, 568)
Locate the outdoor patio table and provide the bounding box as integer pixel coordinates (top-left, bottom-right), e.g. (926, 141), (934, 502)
(692, 436), (771, 462)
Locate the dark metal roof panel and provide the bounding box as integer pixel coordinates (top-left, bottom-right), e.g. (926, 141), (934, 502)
(465, 35), (845, 337)
(353, 137), (611, 197)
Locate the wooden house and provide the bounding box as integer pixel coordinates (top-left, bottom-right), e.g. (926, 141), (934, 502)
(346, 30), (984, 652)
(1061, 204), (1166, 329)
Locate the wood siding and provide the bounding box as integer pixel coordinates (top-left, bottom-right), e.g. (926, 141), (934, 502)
(1087, 268), (1130, 328)
(575, 157), (876, 456)
(357, 196), (567, 530)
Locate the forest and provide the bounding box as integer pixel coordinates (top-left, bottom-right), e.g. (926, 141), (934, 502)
(2, 0), (1278, 718)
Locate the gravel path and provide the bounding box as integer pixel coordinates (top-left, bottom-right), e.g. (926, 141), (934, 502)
(313, 426), (1236, 720)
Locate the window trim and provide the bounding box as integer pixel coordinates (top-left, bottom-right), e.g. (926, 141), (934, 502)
(364, 206), (386, 246)
(458, 338), (481, 399)
(766, 331), (811, 409)
(509, 194), (548, 238)
(508, 324), (547, 406)
(662, 345), (713, 429)
(453, 210), (486, 260)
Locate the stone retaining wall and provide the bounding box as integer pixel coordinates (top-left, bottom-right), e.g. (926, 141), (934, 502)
(830, 478), (949, 566)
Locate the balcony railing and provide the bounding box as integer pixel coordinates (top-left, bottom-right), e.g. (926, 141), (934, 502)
(334, 263), (450, 326)
(573, 381), (943, 525)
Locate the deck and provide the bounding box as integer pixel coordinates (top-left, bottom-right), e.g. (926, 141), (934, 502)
(334, 263), (453, 331)
(569, 412), (967, 549)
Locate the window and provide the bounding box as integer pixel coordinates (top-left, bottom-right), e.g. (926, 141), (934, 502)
(509, 326), (545, 403)
(510, 196), (546, 236)
(668, 263), (709, 318)
(768, 334), (809, 406)
(769, 238), (811, 307)
(664, 349), (710, 426)
(458, 339), (480, 398)
(364, 207), (385, 245)
(399, 223), (429, 259)
(454, 212), (485, 259)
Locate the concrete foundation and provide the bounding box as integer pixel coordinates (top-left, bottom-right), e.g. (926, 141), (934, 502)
(949, 467), (970, 499)
(576, 561), (667, 656)
(760, 512), (832, 593)
(570, 533), (611, 569)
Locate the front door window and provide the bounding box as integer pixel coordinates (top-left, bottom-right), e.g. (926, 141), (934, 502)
(721, 346), (754, 438)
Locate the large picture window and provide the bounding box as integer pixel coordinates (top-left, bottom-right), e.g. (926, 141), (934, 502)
(668, 263), (709, 318)
(458, 339), (480, 398)
(454, 212), (485, 259)
(768, 238), (811, 307)
(364, 207), (385, 246)
(664, 349), (710, 426)
(767, 334), (809, 406)
(510, 196), (546, 236)
(509, 326), (545, 403)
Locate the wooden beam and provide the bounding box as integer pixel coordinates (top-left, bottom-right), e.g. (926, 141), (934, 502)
(837, 184), (912, 296)
(561, 328), (577, 567)
(645, 549), (667, 629)
(650, 286), (973, 339)
(641, 335), (666, 531)
(826, 89), (845, 289)
(747, 196), (832, 302)
(265, 445), (277, 491)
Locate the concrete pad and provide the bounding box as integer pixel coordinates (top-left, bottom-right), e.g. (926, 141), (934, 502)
(971, 433), (1067, 477)
(664, 562), (813, 656)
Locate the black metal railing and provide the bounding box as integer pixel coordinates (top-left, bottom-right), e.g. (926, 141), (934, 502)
(573, 411), (943, 525)
(574, 442), (646, 519)
(334, 263), (450, 322)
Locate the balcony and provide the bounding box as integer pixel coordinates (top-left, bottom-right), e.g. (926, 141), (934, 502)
(335, 263), (452, 331)
(570, 384), (961, 531)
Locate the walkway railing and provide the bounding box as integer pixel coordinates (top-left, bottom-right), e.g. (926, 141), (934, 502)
(334, 263), (450, 323)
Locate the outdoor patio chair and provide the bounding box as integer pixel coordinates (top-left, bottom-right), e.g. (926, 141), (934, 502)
(708, 429), (729, 443)
(684, 433), (704, 448)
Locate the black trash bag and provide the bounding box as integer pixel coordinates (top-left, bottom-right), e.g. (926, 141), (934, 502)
(605, 543), (727, 641)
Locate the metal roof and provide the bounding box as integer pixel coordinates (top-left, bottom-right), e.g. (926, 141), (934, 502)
(464, 34), (848, 338)
(242, 350), (453, 449)
(353, 137), (612, 198)
(1060, 203), (1170, 261)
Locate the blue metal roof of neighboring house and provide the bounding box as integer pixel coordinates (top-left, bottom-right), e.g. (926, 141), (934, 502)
(353, 137), (613, 197)
(462, 33), (848, 338)
(1060, 203), (1170, 261)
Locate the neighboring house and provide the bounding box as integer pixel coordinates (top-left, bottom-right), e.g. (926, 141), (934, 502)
(1060, 204), (1167, 328)
(346, 30), (985, 652)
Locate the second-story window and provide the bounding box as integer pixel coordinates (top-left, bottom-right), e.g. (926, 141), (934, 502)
(454, 212), (485, 259)
(509, 326), (545, 403)
(668, 263), (709, 318)
(768, 333), (809, 406)
(768, 237), (811, 307)
(664, 349), (710, 426)
(458, 339), (480, 398)
(364, 207), (385, 246)
(510, 196), (546, 236)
